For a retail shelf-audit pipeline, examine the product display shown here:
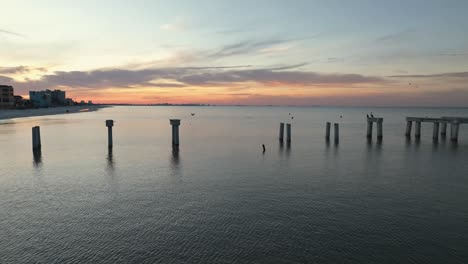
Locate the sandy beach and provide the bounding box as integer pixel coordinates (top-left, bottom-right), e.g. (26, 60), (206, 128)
(0, 105), (108, 121)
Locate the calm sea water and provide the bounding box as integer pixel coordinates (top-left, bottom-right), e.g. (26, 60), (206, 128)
(1, 106), (468, 263)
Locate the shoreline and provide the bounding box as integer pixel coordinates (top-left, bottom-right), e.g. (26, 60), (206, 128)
(0, 105), (109, 121)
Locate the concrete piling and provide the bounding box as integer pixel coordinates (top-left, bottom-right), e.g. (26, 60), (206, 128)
(334, 123), (339, 143)
(279, 123), (284, 141)
(407, 117), (466, 142)
(377, 121), (383, 139)
(405, 121), (412, 137)
(432, 122), (439, 140)
(366, 120), (373, 138)
(286, 123), (291, 142)
(325, 122), (331, 140)
(32, 126), (41, 150)
(415, 121), (421, 138)
(441, 122), (447, 137)
(450, 122), (460, 142)
(170, 119), (181, 145)
(105, 120), (114, 148)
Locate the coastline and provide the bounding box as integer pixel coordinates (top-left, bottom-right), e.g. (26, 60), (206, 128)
(0, 105), (109, 121)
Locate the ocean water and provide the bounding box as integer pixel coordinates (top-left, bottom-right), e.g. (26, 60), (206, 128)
(1, 106), (468, 263)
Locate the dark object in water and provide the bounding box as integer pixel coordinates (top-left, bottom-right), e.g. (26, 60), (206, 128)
(191, 113), (195, 116)
(66, 110), (69, 113)
(262, 144), (266, 153)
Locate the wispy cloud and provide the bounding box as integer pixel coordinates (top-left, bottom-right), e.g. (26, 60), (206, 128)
(389, 72), (468, 78)
(0, 66), (47, 74)
(376, 29), (416, 43)
(207, 39), (293, 58)
(0, 29), (25, 38)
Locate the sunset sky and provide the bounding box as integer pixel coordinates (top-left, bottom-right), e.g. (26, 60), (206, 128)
(1, 0), (468, 106)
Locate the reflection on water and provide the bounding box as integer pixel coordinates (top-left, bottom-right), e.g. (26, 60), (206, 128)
(2, 106), (468, 263)
(33, 149), (42, 167)
(107, 147), (114, 172)
(170, 146), (182, 181)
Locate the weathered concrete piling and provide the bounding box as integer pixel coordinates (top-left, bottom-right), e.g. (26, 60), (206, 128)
(441, 123), (447, 137)
(106, 120), (114, 148)
(170, 119), (181, 145)
(366, 120), (373, 138)
(415, 121), (421, 139)
(334, 123), (339, 142)
(432, 122), (440, 140)
(377, 121), (383, 139)
(405, 121), (412, 137)
(32, 126), (41, 150)
(406, 117), (467, 142)
(450, 122), (460, 142)
(279, 123), (284, 141)
(325, 122), (331, 140)
(367, 117), (383, 139)
(286, 123), (291, 142)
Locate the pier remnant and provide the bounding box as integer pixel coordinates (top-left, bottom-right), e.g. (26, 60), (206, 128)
(366, 117), (383, 139)
(170, 119), (181, 145)
(377, 120), (383, 140)
(432, 122), (439, 140)
(450, 122), (460, 142)
(441, 122), (447, 137)
(106, 120), (114, 148)
(325, 122), (331, 141)
(334, 123), (339, 143)
(406, 117), (467, 142)
(415, 121), (421, 138)
(405, 121), (412, 137)
(279, 123), (284, 141)
(286, 123), (291, 142)
(32, 126), (41, 150)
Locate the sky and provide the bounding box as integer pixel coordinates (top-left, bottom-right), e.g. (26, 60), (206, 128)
(1, 0), (468, 106)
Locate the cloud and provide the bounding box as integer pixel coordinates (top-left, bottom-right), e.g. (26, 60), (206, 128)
(8, 63), (385, 94)
(0, 29), (25, 38)
(207, 39), (292, 58)
(178, 66), (384, 86)
(376, 29), (416, 43)
(0, 75), (14, 83)
(389, 72), (468, 78)
(0, 66), (47, 74)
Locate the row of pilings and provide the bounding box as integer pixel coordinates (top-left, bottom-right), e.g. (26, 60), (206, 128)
(31, 116), (466, 152)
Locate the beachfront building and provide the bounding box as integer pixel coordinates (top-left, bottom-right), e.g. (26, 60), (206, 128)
(0, 85), (14, 109)
(29, 89), (67, 107)
(30, 90), (52, 108)
(52, 90), (66, 105)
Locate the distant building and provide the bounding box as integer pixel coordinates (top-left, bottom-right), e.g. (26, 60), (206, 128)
(29, 89), (67, 107)
(0, 85), (14, 109)
(14, 95), (25, 107)
(65, 98), (74, 106)
(51, 90), (66, 105)
(30, 90), (52, 108)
